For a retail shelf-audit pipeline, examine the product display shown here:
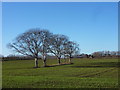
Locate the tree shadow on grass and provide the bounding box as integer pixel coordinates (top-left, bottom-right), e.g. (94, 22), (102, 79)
(41, 63), (74, 68)
(71, 62), (119, 68)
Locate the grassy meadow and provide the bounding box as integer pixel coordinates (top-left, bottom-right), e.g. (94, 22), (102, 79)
(2, 58), (119, 88)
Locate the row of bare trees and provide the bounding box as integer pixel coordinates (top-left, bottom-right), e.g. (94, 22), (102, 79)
(8, 28), (79, 68)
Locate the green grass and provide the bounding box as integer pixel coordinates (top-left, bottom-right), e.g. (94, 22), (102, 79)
(2, 58), (119, 88)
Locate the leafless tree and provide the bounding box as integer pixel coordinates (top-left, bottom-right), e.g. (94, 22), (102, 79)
(40, 30), (53, 67)
(8, 29), (43, 68)
(63, 41), (79, 63)
(92, 51), (103, 58)
(8, 28), (81, 66)
(48, 34), (68, 65)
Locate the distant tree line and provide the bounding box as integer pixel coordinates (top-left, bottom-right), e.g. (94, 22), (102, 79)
(7, 28), (80, 68)
(1, 54), (57, 61)
(1, 55), (34, 61)
(1, 50), (119, 61)
(74, 51), (119, 58)
(92, 51), (119, 58)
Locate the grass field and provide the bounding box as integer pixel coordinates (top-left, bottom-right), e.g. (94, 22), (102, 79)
(2, 58), (119, 88)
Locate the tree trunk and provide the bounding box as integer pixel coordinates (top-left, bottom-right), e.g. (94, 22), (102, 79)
(69, 57), (71, 64)
(43, 57), (47, 67)
(63, 55), (66, 63)
(57, 57), (61, 65)
(35, 58), (38, 68)
(64, 58), (66, 63)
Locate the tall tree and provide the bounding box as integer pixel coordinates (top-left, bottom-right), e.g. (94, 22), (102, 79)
(8, 29), (43, 68)
(40, 30), (53, 67)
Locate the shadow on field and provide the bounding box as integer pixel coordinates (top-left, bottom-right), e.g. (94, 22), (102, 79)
(71, 62), (119, 68)
(41, 63), (74, 68)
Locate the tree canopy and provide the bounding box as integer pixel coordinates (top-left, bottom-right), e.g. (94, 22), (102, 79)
(8, 28), (80, 67)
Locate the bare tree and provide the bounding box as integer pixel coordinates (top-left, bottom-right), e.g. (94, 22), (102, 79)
(8, 29), (43, 68)
(40, 30), (53, 67)
(63, 41), (79, 63)
(48, 34), (68, 65)
(7, 28), (80, 66)
(92, 51), (103, 58)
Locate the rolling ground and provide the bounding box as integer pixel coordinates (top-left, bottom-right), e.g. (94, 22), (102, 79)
(2, 58), (119, 88)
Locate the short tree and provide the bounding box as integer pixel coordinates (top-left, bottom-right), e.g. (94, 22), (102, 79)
(48, 34), (68, 65)
(63, 41), (79, 63)
(92, 51), (103, 58)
